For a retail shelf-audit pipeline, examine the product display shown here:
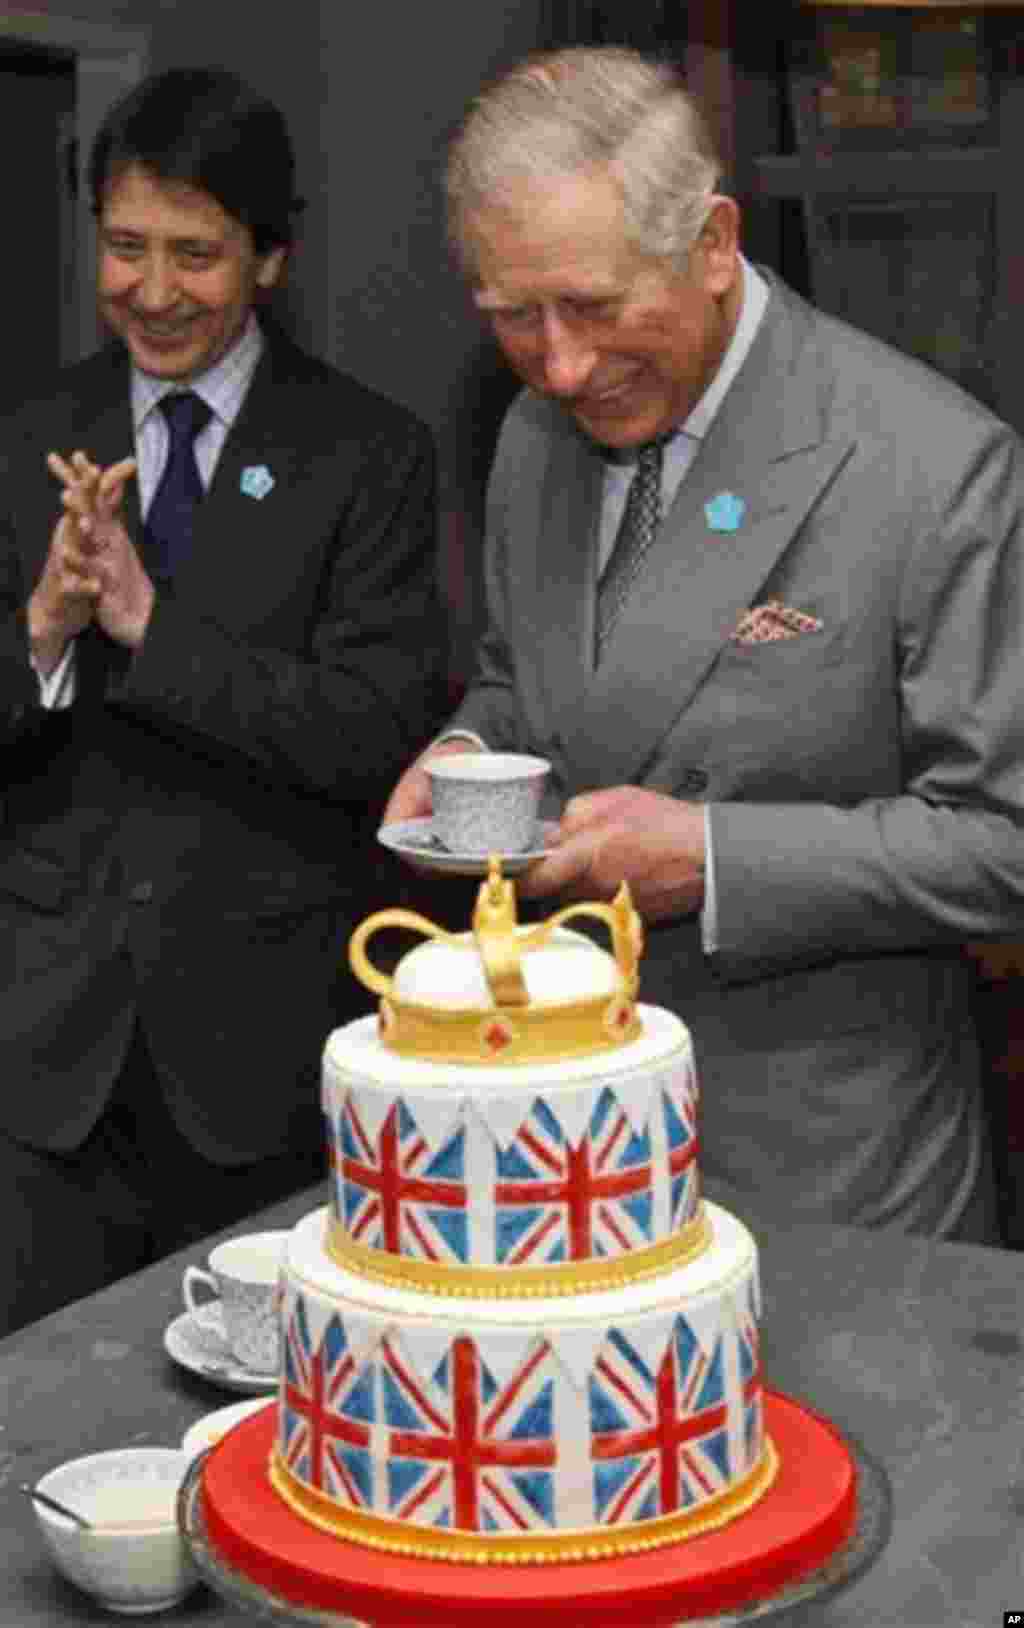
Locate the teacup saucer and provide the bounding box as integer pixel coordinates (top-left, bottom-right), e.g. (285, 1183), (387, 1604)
(164, 1304), (278, 1395)
(378, 817), (559, 877)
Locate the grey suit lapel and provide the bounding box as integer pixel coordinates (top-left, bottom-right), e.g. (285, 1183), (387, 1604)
(531, 425), (604, 747)
(562, 278), (856, 790)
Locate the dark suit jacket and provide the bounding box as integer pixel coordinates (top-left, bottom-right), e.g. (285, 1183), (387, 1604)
(0, 324), (447, 1161)
(452, 271), (1024, 1239)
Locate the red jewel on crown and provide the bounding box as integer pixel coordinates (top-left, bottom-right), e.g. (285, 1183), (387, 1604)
(480, 1016), (516, 1056)
(604, 996), (634, 1037)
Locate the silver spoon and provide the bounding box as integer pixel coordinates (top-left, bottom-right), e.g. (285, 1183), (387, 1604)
(22, 1484), (93, 1529)
(23, 1485), (170, 1533)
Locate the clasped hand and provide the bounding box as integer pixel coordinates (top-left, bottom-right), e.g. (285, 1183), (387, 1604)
(28, 450), (150, 675)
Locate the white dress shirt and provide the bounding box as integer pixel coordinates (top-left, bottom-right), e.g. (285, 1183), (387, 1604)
(34, 314), (265, 707)
(595, 259), (768, 948)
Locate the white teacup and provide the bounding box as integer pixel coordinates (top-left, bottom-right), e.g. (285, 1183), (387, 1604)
(182, 1230), (287, 1373)
(427, 752), (550, 856)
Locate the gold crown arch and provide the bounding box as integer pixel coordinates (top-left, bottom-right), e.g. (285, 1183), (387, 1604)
(348, 859), (646, 1065)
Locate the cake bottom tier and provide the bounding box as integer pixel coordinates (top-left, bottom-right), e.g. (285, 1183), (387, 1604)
(275, 1202), (768, 1560)
(199, 1392), (858, 1625)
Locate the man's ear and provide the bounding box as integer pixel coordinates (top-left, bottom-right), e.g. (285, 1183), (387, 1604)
(694, 196), (740, 297)
(256, 245), (288, 290)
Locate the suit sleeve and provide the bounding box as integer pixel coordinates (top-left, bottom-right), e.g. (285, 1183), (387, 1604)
(446, 412), (534, 752)
(106, 414), (448, 803)
(710, 422), (1024, 979)
(0, 416), (71, 749)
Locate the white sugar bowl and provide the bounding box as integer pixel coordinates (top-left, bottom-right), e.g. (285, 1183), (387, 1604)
(32, 1447), (198, 1615)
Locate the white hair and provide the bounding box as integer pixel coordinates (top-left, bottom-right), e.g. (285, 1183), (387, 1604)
(446, 47), (723, 276)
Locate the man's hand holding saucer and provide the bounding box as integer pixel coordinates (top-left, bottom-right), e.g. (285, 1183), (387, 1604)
(517, 785), (706, 922)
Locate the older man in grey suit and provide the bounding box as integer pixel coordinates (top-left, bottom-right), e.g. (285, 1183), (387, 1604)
(385, 46), (1024, 1243)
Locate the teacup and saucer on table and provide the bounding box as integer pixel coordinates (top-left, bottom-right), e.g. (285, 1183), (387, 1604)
(378, 751), (558, 876)
(163, 1230), (287, 1393)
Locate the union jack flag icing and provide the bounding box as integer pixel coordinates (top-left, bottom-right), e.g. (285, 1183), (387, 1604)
(739, 1283), (764, 1469)
(590, 1319), (731, 1522)
(280, 1298), (375, 1507)
(494, 1091), (654, 1265)
(663, 1069), (700, 1228)
(339, 1098), (469, 1263)
(381, 1334), (558, 1532)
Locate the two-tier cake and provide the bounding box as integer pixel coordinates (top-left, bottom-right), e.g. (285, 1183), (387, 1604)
(198, 864), (857, 1623)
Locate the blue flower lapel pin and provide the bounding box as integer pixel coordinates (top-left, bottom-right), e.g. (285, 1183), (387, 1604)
(240, 464), (275, 501)
(705, 491), (746, 533)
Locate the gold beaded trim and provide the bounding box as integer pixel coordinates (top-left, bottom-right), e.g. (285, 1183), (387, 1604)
(325, 1203), (710, 1298)
(268, 1437), (779, 1565)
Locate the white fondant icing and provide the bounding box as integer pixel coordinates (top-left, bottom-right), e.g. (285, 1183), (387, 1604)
(323, 1005), (690, 1106)
(370, 1362), (388, 1513)
(553, 1326), (613, 1395)
(554, 1375), (594, 1527)
(647, 1071), (673, 1240)
(476, 1086), (550, 1153)
(618, 1071), (660, 1144)
(463, 1107), (496, 1266)
(392, 926), (620, 1009)
(724, 1310), (745, 1477)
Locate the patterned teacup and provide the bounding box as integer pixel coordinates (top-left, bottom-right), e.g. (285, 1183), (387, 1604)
(427, 752), (550, 856)
(182, 1231), (287, 1373)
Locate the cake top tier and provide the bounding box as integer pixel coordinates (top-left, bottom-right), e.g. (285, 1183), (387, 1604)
(348, 859), (645, 1065)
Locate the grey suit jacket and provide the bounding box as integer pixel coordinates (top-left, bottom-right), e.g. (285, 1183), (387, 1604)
(452, 271), (1024, 1239)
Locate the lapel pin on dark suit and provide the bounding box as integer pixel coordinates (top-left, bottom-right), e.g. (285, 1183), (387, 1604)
(240, 465), (275, 500)
(705, 492), (746, 533)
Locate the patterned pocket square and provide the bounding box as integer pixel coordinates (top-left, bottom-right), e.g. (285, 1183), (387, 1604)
(733, 600), (824, 643)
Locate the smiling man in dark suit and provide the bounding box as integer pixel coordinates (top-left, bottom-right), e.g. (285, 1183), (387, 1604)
(0, 68), (447, 1333)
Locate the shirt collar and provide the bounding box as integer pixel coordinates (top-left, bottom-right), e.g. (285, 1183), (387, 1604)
(131, 312), (265, 435)
(682, 256), (768, 443)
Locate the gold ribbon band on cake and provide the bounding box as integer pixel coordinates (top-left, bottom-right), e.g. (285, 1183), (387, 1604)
(268, 1436), (779, 1564)
(349, 866), (645, 1064)
(325, 1199), (710, 1296)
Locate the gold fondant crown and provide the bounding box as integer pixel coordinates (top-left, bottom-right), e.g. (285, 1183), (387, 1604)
(348, 859), (644, 1064)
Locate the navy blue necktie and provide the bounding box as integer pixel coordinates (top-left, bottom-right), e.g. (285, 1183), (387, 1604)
(144, 392), (212, 583)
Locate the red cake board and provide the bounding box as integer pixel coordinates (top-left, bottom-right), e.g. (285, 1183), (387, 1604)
(201, 1390), (856, 1628)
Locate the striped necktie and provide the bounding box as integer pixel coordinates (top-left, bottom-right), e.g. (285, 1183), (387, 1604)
(595, 437), (665, 661)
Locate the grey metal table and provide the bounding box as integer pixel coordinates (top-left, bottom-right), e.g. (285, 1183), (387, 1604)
(2, 1182), (1021, 1627)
